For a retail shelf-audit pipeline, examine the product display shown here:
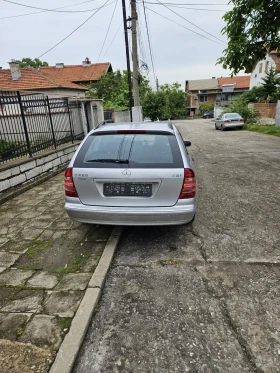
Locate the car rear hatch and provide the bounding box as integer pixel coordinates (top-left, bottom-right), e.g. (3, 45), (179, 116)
(72, 130), (185, 207)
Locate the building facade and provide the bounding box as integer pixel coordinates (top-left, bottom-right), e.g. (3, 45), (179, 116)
(250, 51), (280, 89)
(186, 76), (250, 115)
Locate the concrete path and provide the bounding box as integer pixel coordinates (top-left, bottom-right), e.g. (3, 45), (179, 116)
(74, 120), (280, 373)
(0, 173), (113, 372)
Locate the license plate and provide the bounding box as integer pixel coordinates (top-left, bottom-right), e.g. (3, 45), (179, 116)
(103, 183), (152, 197)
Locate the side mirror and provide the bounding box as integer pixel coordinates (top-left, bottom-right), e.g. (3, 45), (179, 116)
(184, 140), (192, 147)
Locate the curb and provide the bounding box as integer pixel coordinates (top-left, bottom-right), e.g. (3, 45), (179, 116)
(49, 226), (123, 373)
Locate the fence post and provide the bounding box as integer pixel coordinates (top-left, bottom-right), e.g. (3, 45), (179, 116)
(66, 99), (74, 143)
(46, 96), (57, 149)
(17, 91), (32, 158)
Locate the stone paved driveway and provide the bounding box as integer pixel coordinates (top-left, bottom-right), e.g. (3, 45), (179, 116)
(0, 172), (113, 372)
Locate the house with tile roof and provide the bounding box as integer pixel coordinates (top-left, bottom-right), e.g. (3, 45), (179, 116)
(39, 58), (112, 87)
(185, 78), (219, 115)
(0, 61), (87, 97)
(217, 76), (250, 104)
(250, 51), (280, 89)
(186, 75), (250, 115)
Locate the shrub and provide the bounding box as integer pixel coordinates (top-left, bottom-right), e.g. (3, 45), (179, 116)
(199, 103), (214, 114)
(222, 96), (255, 121)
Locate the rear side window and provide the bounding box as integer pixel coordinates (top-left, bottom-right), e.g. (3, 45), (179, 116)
(74, 133), (183, 168)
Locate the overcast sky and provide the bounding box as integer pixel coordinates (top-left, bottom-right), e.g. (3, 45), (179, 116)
(0, 0), (244, 89)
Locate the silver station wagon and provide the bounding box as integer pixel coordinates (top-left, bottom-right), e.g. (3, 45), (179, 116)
(64, 122), (197, 226)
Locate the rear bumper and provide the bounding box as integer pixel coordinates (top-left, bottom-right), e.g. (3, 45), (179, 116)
(224, 122), (244, 128)
(65, 200), (196, 226)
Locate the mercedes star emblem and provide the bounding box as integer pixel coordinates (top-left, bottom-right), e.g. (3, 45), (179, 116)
(122, 169), (131, 177)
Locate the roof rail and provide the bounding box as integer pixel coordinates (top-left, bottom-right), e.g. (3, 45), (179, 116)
(95, 119), (114, 129)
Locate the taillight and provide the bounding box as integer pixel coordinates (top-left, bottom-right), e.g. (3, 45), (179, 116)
(224, 120), (231, 123)
(64, 168), (79, 198)
(179, 168), (196, 199)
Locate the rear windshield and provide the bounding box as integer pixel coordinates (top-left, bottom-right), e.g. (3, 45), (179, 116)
(224, 113), (241, 119)
(74, 133), (183, 169)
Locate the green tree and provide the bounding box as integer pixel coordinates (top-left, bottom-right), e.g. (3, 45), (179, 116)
(261, 67), (280, 99)
(87, 70), (151, 109)
(142, 82), (186, 120)
(217, 0), (280, 74)
(199, 103), (214, 114)
(142, 91), (168, 121)
(159, 83), (186, 119)
(17, 58), (49, 68)
(241, 86), (266, 103)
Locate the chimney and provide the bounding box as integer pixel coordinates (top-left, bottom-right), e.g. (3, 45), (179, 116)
(9, 60), (21, 80)
(82, 57), (91, 66)
(56, 63), (64, 69)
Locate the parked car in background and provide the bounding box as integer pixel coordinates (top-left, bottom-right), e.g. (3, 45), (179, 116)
(203, 110), (214, 119)
(64, 122), (196, 226)
(215, 113), (244, 131)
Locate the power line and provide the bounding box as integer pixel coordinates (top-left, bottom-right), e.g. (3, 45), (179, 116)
(100, 22), (122, 60)
(142, 1), (157, 86)
(38, 0), (113, 59)
(139, 2), (229, 5)
(1, 0), (115, 17)
(145, 5), (226, 46)
(143, 4), (226, 11)
(154, 0), (227, 45)
(1, 0), (96, 12)
(93, 0), (119, 67)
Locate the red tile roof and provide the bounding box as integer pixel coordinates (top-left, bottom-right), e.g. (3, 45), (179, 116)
(40, 63), (111, 84)
(218, 76), (250, 90)
(0, 68), (87, 91)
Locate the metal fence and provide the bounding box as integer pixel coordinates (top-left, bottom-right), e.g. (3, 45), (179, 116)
(0, 91), (84, 164)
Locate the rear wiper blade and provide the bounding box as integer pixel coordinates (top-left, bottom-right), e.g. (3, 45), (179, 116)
(86, 158), (129, 164)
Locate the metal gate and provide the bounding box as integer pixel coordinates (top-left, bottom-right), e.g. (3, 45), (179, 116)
(0, 91), (84, 164)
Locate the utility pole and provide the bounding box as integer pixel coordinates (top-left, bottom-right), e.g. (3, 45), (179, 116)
(131, 0), (140, 107)
(121, 0), (133, 122)
(156, 77), (159, 91)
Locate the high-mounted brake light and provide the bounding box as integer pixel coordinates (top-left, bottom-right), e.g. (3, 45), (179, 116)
(64, 168), (79, 198)
(179, 168), (196, 199)
(117, 130), (146, 134)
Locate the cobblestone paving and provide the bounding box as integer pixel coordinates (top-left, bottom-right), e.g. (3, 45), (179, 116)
(0, 172), (113, 372)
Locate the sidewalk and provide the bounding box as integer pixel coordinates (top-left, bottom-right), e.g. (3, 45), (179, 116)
(0, 172), (113, 373)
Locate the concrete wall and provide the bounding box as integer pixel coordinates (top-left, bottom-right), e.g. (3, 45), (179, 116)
(214, 105), (223, 119)
(114, 110), (130, 123)
(0, 143), (79, 194)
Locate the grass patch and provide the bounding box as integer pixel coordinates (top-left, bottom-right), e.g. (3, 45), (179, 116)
(27, 240), (50, 257)
(54, 252), (90, 274)
(57, 317), (72, 330)
(244, 124), (280, 137)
